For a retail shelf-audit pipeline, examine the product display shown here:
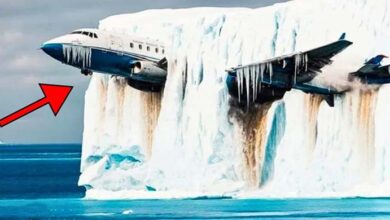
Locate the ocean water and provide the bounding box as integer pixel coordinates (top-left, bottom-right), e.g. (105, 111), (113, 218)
(1, 197), (390, 219)
(0, 144), (85, 199)
(1, 144), (390, 219)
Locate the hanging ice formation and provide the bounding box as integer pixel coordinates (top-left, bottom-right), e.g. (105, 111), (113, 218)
(62, 45), (92, 68)
(235, 51), (311, 106)
(294, 53), (308, 83)
(236, 62), (273, 104)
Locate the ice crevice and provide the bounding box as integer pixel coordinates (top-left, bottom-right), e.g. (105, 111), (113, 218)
(80, 0), (390, 199)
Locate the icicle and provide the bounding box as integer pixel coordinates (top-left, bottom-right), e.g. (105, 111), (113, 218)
(267, 62), (273, 83)
(294, 53), (302, 83)
(260, 63), (265, 93)
(282, 59), (287, 68)
(62, 45), (92, 69)
(236, 68), (242, 103)
(304, 53), (308, 72)
(235, 62), (271, 105)
(245, 66), (250, 106)
(254, 64), (259, 95)
(254, 65), (259, 101)
(251, 65), (255, 102)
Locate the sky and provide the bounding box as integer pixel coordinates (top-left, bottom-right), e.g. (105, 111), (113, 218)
(0, 0), (287, 144)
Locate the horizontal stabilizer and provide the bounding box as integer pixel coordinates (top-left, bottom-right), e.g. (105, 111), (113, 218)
(293, 83), (341, 107)
(321, 94), (335, 107)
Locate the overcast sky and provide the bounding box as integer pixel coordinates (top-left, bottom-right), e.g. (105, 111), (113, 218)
(0, 0), (287, 144)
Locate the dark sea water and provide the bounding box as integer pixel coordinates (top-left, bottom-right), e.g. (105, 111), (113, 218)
(1, 144), (390, 219)
(0, 144), (85, 199)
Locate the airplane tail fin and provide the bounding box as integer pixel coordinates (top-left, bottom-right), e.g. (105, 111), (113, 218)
(365, 54), (388, 65)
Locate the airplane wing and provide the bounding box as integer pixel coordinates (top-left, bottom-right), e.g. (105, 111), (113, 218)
(228, 33), (353, 85)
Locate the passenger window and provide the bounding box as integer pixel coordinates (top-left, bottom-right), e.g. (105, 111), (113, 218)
(139, 44), (142, 50)
(147, 46), (150, 51)
(93, 33), (98, 38)
(88, 33), (93, 38)
(155, 48), (159, 53)
(130, 43), (133, 48)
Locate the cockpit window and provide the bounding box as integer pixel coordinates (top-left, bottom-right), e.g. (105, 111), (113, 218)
(70, 31), (98, 39)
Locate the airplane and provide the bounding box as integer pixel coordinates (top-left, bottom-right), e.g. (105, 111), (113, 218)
(226, 34), (353, 107)
(348, 55), (390, 84)
(42, 29), (352, 107)
(41, 28), (168, 92)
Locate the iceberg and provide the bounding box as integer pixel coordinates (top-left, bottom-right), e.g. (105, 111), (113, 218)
(79, 0), (390, 199)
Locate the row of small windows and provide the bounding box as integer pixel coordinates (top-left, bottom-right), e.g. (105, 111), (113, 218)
(71, 31), (98, 39)
(129, 42), (164, 54)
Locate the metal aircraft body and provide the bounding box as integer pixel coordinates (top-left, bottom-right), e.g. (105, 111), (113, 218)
(41, 28), (167, 92)
(349, 55), (390, 84)
(226, 34), (353, 107)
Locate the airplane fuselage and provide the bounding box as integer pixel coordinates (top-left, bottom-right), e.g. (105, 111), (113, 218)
(349, 63), (390, 84)
(225, 35), (353, 107)
(41, 28), (167, 91)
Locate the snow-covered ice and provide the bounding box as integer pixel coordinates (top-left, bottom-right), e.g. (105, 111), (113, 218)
(79, 0), (390, 199)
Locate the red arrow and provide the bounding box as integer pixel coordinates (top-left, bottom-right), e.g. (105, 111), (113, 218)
(0, 84), (73, 127)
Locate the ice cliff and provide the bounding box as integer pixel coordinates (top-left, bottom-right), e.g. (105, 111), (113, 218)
(79, 0), (390, 199)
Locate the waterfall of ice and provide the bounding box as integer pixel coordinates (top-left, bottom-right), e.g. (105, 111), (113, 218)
(79, 0), (390, 199)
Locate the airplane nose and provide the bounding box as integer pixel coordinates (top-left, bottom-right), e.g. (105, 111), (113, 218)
(41, 43), (63, 61)
(41, 44), (49, 54)
(41, 43), (57, 54)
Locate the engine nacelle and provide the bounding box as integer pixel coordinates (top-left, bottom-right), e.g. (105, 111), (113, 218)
(129, 61), (166, 78)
